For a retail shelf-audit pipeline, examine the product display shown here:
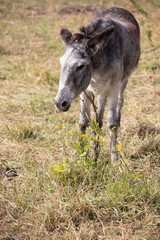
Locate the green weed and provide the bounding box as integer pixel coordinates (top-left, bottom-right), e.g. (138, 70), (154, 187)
(146, 29), (153, 47)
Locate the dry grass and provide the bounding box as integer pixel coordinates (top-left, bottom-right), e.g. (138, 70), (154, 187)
(0, 0), (160, 239)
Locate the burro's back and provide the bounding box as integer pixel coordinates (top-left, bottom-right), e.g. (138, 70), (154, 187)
(91, 7), (140, 82)
(55, 7), (140, 163)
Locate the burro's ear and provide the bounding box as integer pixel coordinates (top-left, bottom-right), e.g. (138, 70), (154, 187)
(60, 28), (72, 47)
(87, 25), (115, 56)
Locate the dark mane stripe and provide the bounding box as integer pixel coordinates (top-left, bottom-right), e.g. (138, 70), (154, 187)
(70, 20), (102, 44)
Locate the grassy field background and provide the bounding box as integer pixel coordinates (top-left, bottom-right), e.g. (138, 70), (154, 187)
(0, 0), (160, 239)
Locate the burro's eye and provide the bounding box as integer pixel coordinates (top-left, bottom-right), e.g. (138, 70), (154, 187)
(76, 64), (85, 71)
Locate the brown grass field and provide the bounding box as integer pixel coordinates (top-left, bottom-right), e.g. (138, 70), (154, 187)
(0, 0), (160, 239)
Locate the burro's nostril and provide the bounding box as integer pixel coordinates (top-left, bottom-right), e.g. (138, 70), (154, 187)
(61, 100), (67, 108)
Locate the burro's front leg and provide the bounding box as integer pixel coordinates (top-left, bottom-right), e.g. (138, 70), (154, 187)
(79, 92), (106, 165)
(107, 90), (121, 162)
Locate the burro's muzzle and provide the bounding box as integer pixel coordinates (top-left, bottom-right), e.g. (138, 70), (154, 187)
(54, 87), (72, 112)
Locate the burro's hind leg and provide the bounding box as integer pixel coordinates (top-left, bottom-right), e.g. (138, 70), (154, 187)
(107, 89), (121, 162)
(117, 79), (128, 125)
(107, 80), (128, 162)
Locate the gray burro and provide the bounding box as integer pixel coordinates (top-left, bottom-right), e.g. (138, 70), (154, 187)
(55, 7), (140, 162)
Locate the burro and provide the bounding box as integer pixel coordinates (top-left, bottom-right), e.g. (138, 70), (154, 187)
(55, 7), (140, 162)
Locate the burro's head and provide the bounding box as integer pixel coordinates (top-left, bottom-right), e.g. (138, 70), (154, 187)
(55, 24), (114, 111)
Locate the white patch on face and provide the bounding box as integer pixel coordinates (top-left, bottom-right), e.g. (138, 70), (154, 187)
(60, 47), (78, 67)
(59, 47), (79, 92)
